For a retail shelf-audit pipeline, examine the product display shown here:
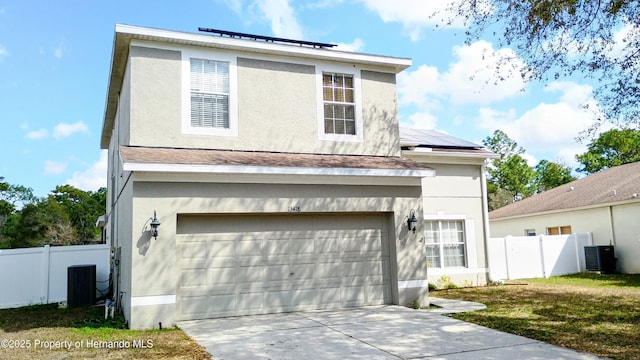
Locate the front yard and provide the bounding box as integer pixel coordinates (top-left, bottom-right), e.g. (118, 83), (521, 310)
(432, 273), (640, 360)
(0, 304), (211, 360)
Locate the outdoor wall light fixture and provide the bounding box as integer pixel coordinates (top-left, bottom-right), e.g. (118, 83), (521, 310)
(407, 209), (417, 233)
(150, 210), (161, 239)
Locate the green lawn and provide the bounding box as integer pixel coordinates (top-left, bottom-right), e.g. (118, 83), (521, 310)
(431, 273), (640, 360)
(0, 304), (211, 360)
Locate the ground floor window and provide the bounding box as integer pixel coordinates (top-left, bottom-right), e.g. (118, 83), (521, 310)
(425, 220), (466, 268)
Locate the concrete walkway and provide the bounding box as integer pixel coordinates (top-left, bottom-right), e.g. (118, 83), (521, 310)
(178, 299), (603, 359)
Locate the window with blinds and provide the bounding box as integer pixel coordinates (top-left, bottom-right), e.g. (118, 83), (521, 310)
(322, 72), (356, 135)
(190, 58), (230, 129)
(425, 220), (467, 268)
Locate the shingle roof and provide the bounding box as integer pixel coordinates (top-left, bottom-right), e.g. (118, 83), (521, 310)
(120, 146), (431, 171)
(490, 161), (640, 219)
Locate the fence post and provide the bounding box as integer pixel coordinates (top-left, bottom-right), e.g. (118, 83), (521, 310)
(42, 245), (51, 304)
(504, 236), (511, 280)
(539, 235), (547, 278)
(572, 234), (581, 272)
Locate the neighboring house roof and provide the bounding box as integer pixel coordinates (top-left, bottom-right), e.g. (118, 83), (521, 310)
(101, 25), (412, 149)
(490, 161), (640, 220)
(399, 128), (497, 163)
(120, 146), (435, 177)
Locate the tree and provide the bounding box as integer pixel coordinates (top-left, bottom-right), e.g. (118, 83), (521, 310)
(1, 183), (106, 248)
(0, 180), (36, 246)
(534, 159), (576, 192)
(483, 130), (536, 209)
(575, 128), (640, 173)
(49, 185), (106, 242)
(445, 0), (640, 128)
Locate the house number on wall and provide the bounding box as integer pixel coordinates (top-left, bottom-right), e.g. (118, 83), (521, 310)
(288, 206), (301, 212)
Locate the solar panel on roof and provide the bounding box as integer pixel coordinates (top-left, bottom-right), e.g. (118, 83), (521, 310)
(399, 128), (482, 149)
(198, 27), (337, 49)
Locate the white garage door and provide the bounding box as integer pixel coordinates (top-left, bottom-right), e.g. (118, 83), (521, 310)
(176, 213), (392, 320)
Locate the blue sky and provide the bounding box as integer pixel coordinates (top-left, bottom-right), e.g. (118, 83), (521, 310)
(0, 0), (606, 197)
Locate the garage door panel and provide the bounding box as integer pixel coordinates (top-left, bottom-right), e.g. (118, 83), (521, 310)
(179, 241), (209, 259)
(234, 266), (263, 282)
(290, 263), (316, 280)
(264, 291), (290, 308)
(181, 269), (208, 287)
(209, 240), (235, 257)
(237, 239), (263, 255)
(292, 289), (319, 307)
(265, 265), (291, 281)
(237, 293), (264, 312)
(177, 214), (392, 321)
(264, 238), (290, 255)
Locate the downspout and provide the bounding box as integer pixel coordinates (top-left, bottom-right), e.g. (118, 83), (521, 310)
(480, 160), (492, 282)
(608, 205), (616, 246)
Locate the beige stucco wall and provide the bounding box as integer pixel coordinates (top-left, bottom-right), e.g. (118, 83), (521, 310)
(490, 202), (640, 274)
(420, 163), (489, 287)
(490, 207), (613, 240)
(611, 203), (640, 274)
(124, 179), (426, 329)
(124, 43), (401, 156)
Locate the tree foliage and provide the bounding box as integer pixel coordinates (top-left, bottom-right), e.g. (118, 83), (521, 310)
(534, 159), (577, 192)
(483, 130), (576, 210)
(483, 130), (536, 208)
(575, 128), (640, 173)
(0, 181), (106, 249)
(446, 0), (640, 128)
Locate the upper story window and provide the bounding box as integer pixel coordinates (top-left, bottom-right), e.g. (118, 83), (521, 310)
(323, 73), (355, 135)
(190, 58), (229, 129)
(316, 66), (362, 142)
(182, 49), (237, 137)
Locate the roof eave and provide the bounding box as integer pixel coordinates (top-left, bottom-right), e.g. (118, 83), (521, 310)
(402, 149), (498, 165)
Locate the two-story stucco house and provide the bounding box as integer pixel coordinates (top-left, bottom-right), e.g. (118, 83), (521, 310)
(101, 25), (438, 329)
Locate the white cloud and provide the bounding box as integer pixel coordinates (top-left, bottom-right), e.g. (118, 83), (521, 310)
(475, 81), (603, 166)
(54, 40), (66, 59)
(304, 0), (343, 10)
(44, 160), (68, 175)
(444, 41), (528, 104)
(335, 38), (364, 52)
(256, 0), (304, 39)
(66, 150), (108, 192)
(357, 0), (491, 41)
(0, 45), (7, 59)
(405, 112), (438, 129)
(397, 40), (527, 129)
(26, 129), (49, 139)
(399, 41), (526, 106)
(219, 0), (243, 14)
(53, 121), (89, 139)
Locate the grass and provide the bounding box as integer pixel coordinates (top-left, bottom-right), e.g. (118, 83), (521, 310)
(0, 303), (211, 360)
(431, 273), (640, 360)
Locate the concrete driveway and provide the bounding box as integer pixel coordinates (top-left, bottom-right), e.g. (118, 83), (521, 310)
(178, 304), (602, 359)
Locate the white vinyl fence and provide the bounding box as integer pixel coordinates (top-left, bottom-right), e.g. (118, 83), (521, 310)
(0, 244), (110, 309)
(488, 233), (593, 281)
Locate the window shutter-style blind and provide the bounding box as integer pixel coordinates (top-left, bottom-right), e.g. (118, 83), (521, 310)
(190, 58), (230, 129)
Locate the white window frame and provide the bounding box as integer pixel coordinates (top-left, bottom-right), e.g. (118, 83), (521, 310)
(182, 48), (238, 137)
(423, 215), (476, 270)
(316, 64), (363, 142)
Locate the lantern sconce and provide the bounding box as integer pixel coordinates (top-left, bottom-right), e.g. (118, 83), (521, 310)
(407, 209), (417, 234)
(150, 210), (161, 239)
